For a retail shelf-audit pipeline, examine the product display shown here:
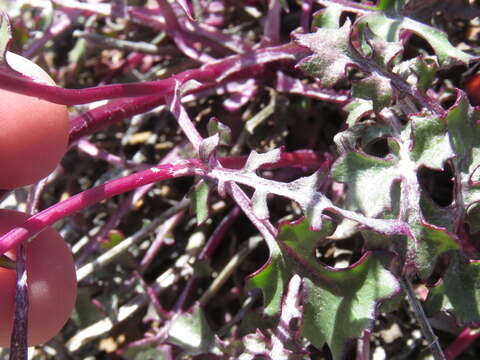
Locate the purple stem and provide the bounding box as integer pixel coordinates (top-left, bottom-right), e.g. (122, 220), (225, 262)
(315, 0), (374, 14)
(444, 327), (480, 360)
(75, 143), (186, 266)
(76, 139), (148, 170)
(68, 95), (165, 144)
(139, 210), (186, 273)
(226, 182), (278, 249)
(198, 206), (242, 260)
(170, 0), (251, 54)
(156, 0), (216, 63)
(276, 71), (349, 104)
(23, 9), (80, 59)
(271, 274), (303, 357)
(173, 275), (198, 312)
(10, 244), (28, 360)
(1, 43), (304, 106)
(147, 285), (170, 320)
(300, 0), (313, 32)
(356, 330), (371, 360)
(64, 43), (305, 145)
(174, 0), (194, 20)
(167, 82), (203, 153)
(26, 177), (50, 215)
(134, 271), (170, 320)
(0, 159), (205, 255)
(263, 0), (282, 46)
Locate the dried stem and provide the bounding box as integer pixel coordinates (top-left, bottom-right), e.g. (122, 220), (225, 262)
(402, 277), (446, 360)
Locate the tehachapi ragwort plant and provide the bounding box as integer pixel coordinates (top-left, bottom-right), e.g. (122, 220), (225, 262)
(1, 0), (480, 358)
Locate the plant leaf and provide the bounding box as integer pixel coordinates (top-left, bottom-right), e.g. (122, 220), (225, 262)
(294, 20), (360, 87)
(352, 73), (394, 112)
(248, 219), (399, 359)
(446, 91), (480, 211)
(332, 151), (399, 217)
(332, 110), (458, 277)
(410, 113), (454, 170)
(312, 4), (343, 29)
(360, 24), (403, 69)
(412, 223), (459, 279)
(360, 13), (474, 67)
(426, 253), (480, 324)
(375, 0), (407, 12)
(343, 99), (373, 126)
(167, 305), (222, 356)
(189, 180), (212, 225)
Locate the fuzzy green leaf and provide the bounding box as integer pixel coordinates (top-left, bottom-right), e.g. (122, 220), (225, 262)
(333, 112), (458, 277)
(410, 113), (454, 170)
(466, 205), (480, 234)
(446, 92), (480, 210)
(420, 195), (455, 232)
(412, 223), (459, 279)
(361, 13), (474, 67)
(294, 20), (360, 87)
(361, 24), (403, 69)
(343, 99), (373, 126)
(332, 151), (399, 217)
(190, 180), (211, 225)
(167, 305), (221, 356)
(394, 56), (438, 93)
(207, 118), (231, 146)
(352, 73), (393, 112)
(249, 219), (399, 359)
(312, 4), (343, 29)
(426, 253), (480, 324)
(375, 0), (407, 12)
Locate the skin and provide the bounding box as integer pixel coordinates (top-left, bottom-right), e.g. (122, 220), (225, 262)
(0, 209), (77, 347)
(0, 51), (69, 189)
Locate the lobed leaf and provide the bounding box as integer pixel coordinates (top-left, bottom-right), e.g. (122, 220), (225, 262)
(343, 99), (373, 126)
(446, 92), (480, 220)
(360, 13), (474, 67)
(426, 253), (480, 324)
(249, 219), (399, 360)
(410, 113), (454, 170)
(167, 305), (222, 356)
(294, 20), (359, 87)
(352, 73), (394, 113)
(332, 110), (459, 277)
(412, 223), (459, 279)
(332, 151), (399, 218)
(311, 4), (343, 29)
(361, 24), (403, 69)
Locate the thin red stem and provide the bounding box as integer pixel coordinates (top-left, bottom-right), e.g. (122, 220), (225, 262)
(0, 160), (205, 255)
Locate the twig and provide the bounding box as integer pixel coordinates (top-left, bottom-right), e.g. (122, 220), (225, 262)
(199, 236), (262, 305)
(67, 231), (203, 352)
(76, 199), (189, 281)
(9, 244), (28, 360)
(402, 277), (446, 360)
(73, 31), (181, 56)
